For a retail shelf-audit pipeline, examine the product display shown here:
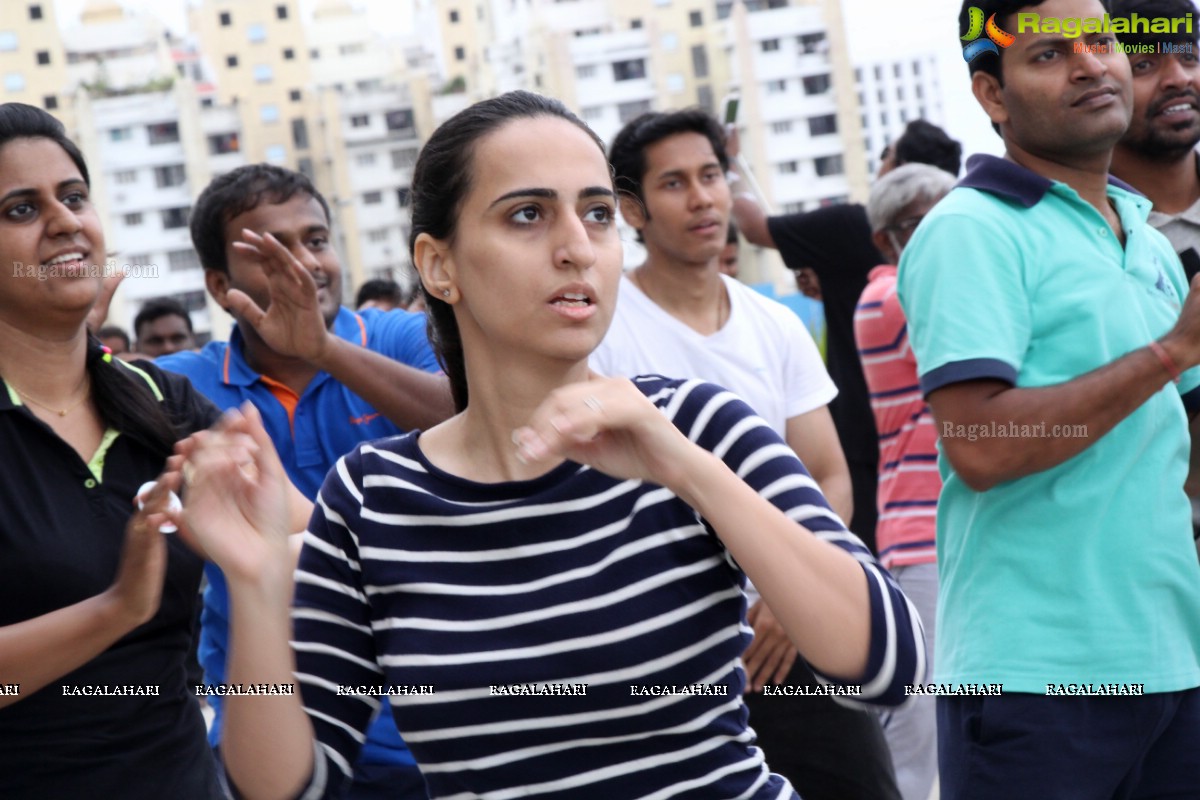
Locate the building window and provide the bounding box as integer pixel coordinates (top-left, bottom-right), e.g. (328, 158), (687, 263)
(160, 207), (190, 229)
(168, 249), (202, 273)
(777, 161), (798, 174)
(803, 74), (831, 95)
(900, 108), (909, 123)
(123, 212), (143, 226)
(696, 84), (713, 111)
(291, 118), (309, 149)
(449, 9), (459, 22)
(207, 132), (239, 154)
(147, 122), (180, 144)
(297, 157), (314, 178)
(631, 18), (642, 29)
(355, 152), (376, 167)
(814, 155), (844, 177)
(43, 94), (56, 110)
(391, 147), (418, 169)
(29, 5), (43, 21)
(261, 104), (280, 123)
(799, 33), (826, 54)
(154, 164), (186, 188)
(0, 33), (17, 51)
(874, 65), (882, 80)
(124, 253), (151, 269)
(289, 88), (302, 101)
(283, 47), (294, 60)
(689, 10), (703, 26)
(666, 73), (684, 93)
(454, 46), (465, 61)
(366, 228), (389, 243)
(219, 11), (231, 26)
(385, 109), (414, 132)
(894, 63), (902, 78)
(576, 64), (596, 79)
(310, 48), (319, 59)
(4, 73), (25, 92)
(253, 64), (273, 83)
(265, 145), (286, 163)
(247, 23), (266, 43)
(809, 114), (838, 136)
(276, 4), (289, 20)
(35, 50), (49, 65)
(581, 106), (603, 122)
(617, 99), (652, 124)
(819, 195), (849, 207)
(396, 186), (411, 206)
(761, 39), (779, 52)
(226, 55), (238, 68)
(916, 84), (924, 100)
(109, 127), (132, 142)
(913, 59), (922, 75)
(689, 46), (708, 79)
(612, 58), (646, 82)
(770, 120), (792, 134)
(767, 79), (787, 94)
(350, 114), (369, 128)
(114, 169), (137, 184)
(339, 42), (365, 56)
(363, 191), (383, 205)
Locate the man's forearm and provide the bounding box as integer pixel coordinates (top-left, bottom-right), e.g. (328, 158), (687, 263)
(312, 337), (454, 431)
(930, 344), (1179, 491)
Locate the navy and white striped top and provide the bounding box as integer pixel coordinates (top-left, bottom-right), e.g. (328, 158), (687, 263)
(288, 377), (923, 800)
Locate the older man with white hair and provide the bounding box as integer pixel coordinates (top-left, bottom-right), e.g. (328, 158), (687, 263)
(855, 163), (956, 800)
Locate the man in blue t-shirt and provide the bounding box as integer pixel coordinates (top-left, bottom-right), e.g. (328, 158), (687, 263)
(895, 2), (1200, 798)
(160, 164), (453, 799)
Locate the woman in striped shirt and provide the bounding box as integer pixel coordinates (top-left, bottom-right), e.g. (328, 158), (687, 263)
(178, 90), (923, 800)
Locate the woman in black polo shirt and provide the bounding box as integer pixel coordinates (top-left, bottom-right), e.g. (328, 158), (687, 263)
(0, 103), (223, 798)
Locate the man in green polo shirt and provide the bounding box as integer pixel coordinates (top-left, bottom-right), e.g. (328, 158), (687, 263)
(897, 0), (1200, 796)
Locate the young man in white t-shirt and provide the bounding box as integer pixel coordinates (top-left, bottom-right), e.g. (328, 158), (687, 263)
(592, 108), (900, 800)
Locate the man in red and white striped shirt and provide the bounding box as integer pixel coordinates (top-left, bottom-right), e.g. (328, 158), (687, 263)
(854, 163), (955, 800)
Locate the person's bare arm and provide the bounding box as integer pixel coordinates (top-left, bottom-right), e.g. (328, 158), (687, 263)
(0, 481), (174, 707)
(784, 406), (853, 525)
(724, 127), (777, 248)
(227, 230), (455, 431)
(308, 338), (454, 431)
(926, 269), (1200, 492)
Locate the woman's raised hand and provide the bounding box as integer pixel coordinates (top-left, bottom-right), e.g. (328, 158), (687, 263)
(173, 403), (293, 584)
(512, 375), (706, 495)
(107, 477), (174, 627)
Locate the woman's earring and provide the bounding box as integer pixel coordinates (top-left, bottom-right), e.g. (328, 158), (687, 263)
(442, 289), (450, 297)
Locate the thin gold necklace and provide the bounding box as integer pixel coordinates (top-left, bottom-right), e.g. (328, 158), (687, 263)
(8, 374), (91, 417)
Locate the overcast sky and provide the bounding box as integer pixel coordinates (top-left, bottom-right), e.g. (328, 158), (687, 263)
(51, 0), (1003, 161)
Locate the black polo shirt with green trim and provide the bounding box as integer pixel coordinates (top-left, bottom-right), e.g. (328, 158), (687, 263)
(0, 360), (223, 799)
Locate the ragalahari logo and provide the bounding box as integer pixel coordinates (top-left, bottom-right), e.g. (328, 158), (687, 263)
(962, 7), (1016, 62)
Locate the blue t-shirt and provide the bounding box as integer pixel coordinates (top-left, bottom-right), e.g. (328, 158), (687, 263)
(897, 155), (1200, 693)
(160, 306), (441, 764)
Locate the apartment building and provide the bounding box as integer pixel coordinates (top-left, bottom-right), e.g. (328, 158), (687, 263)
(0, 1), (71, 124)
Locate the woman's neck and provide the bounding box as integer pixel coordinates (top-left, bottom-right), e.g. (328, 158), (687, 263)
(0, 319), (89, 401)
(421, 352), (593, 484)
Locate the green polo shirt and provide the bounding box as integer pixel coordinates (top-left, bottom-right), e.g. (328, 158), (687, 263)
(897, 154), (1200, 694)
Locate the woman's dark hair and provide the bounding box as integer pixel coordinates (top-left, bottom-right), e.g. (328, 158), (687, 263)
(0, 102), (179, 458)
(408, 90), (607, 412)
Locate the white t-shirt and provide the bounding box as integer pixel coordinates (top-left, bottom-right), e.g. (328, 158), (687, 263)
(591, 273), (837, 437)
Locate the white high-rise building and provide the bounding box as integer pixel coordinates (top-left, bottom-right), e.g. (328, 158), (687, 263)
(854, 53), (947, 176)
